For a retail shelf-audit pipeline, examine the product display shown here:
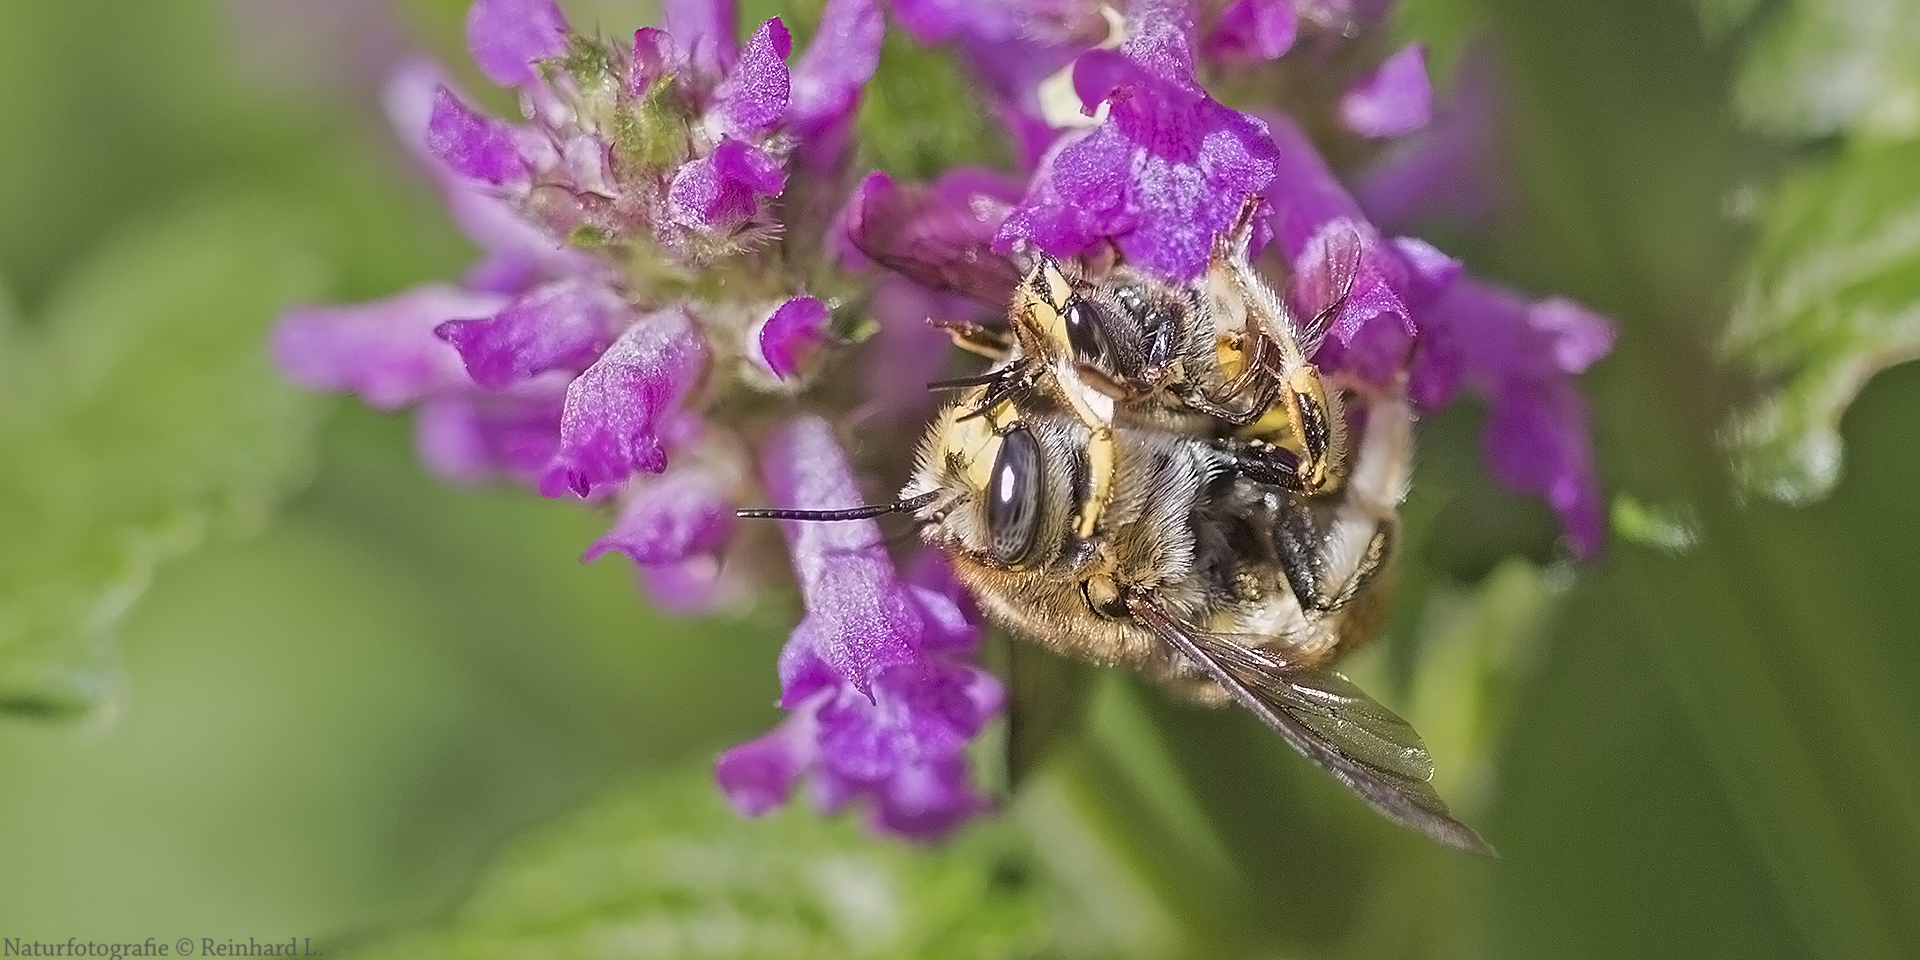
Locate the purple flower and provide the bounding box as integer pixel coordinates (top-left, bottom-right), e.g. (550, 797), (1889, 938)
(889, 0), (1105, 169)
(1263, 115), (1447, 379)
(539, 307), (709, 498)
(1340, 43), (1432, 139)
(711, 18), (792, 139)
(385, 62), (586, 293)
(434, 279), (631, 391)
(414, 389), (565, 486)
(1354, 42), (1512, 236)
(665, 0), (741, 80)
(787, 0), (885, 170)
(714, 417), (1000, 839)
(756, 296), (831, 379)
(995, 0), (1281, 279)
(836, 169), (1022, 415)
(273, 286), (504, 409)
(1257, 113), (1613, 552)
(466, 0), (568, 87)
(1414, 279), (1613, 557)
(666, 138), (788, 231)
(1203, 0), (1298, 65)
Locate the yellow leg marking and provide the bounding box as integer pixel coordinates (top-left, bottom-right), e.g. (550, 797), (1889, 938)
(1076, 424), (1116, 539)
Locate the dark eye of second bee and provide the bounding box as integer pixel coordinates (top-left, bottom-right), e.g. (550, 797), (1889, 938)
(986, 426), (1043, 566)
(1062, 296), (1113, 365)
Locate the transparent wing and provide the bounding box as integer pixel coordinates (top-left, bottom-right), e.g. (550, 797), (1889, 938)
(1290, 224), (1362, 352)
(846, 180), (1024, 308)
(1127, 596), (1495, 855)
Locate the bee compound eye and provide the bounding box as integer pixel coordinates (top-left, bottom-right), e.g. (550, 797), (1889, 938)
(1061, 296), (1114, 366)
(986, 425), (1044, 565)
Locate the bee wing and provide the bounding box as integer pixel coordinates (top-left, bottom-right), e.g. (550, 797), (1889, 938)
(1290, 224), (1362, 354)
(1126, 596), (1495, 856)
(847, 180), (1024, 309)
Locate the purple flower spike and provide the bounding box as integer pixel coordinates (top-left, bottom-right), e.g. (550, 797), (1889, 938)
(713, 18), (793, 140)
(1415, 278), (1614, 556)
(717, 421), (1000, 840)
(426, 86), (530, 186)
(467, 0), (570, 88)
(760, 416), (933, 696)
(539, 308), (710, 498)
(788, 0), (884, 167)
(1204, 0), (1298, 65)
(273, 285), (507, 409)
(995, 0), (1281, 279)
(1340, 43), (1433, 139)
(666, 0), (742, 80)
(434, 279), (631, 390)
(585, 464), (736, 565)
(668, 138), (788, 230)
(758, 296), (831, 379)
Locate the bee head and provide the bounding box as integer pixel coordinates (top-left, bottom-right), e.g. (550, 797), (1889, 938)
(901, 389), (1087, 571)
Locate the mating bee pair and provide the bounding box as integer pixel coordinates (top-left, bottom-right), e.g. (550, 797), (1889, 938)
(746, 197), (1491, 853)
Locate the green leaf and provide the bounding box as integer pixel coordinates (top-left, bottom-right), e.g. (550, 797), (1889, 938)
(1734, 0), (1920, 140)
(1718, 139), (1920, 504)
(345, 768), (1051, 960)
(0, 196), (325, 720)
(855, 33), (1011, 181)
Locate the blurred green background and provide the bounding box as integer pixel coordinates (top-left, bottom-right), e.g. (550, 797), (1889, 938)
(1, 0), (1917, 958)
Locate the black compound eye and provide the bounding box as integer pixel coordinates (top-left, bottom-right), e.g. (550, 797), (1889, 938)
(986, 426), (1044, 565)
(1061, 296), (1114, 365)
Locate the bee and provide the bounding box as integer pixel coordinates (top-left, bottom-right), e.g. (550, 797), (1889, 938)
(851, 188), (1360, 501)
(742, 381), (1491, 854)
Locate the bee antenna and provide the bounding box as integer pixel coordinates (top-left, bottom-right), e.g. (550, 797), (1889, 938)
(737, 490), (941, 522)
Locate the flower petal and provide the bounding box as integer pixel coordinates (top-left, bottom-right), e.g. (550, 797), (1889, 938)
(434, 279), (631, 390)
(1203, 0), (1297, 65)
(1262, 116), (1462, 377)
(1415, 277), (1615, 556)
(665, 0), (741, 80)
(757, 295), (830, 379)
(667, 138), (788, 230)
(414, 389), (565, 485)
(387, 63), (583, 291)
(997, 4), (1280, 279)
(272, 285), (504, 409)
(1340, 43), (1433, 139)
(715, 716), (810, 816)
(426, 86), (529, 186)
(761, 416), (935, 696)
(713, 18), (792, 140)
(539, 308), (710, 497)
(584, 464), (736, 565)
(1484, 379), (1606, 558)
(467, 0), (571, 88)
(629, 27), (677, 97)
(788, 0), (884, 167)
(1354, 43), (1510, 235)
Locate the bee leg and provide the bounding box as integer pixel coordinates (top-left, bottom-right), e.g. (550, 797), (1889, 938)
(1273, 498), (1394, 615)
(930, 318), (1014, 359)
(1072, 360), (1143, 402)
(1221, 438), (1306, 492)
(1187, 333), (1288, 426)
